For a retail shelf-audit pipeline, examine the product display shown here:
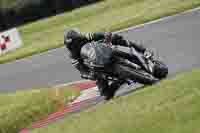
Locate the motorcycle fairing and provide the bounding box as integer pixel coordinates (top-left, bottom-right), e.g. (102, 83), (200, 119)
(80, 41), (113, 67)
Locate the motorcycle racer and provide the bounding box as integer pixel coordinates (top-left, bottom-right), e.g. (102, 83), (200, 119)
(64, 28), (158, 100)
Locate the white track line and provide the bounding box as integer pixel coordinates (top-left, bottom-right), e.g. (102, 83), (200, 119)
(73, 87), (100, 103)
(115, 6), (200, 34)
(54, 79), (91, 88)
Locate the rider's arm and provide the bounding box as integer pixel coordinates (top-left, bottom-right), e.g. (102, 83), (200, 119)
(71, 59), (88, 73)
(84, 32), (106, 42)
(71, 59), (96, 80)
(111, 34), (146, 53)
(83, 32), (146, 53)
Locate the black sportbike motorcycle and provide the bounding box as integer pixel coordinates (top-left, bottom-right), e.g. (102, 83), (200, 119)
(80, 40), (168, 96)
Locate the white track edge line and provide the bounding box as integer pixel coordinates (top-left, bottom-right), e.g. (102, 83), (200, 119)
(54, 79), (91, 88)
(114, 6), (200, 34)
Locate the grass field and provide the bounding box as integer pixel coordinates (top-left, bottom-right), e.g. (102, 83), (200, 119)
(0, 0), (16, 9)
(0, 0), (200, 64)
(32, 69), (200, 133)
(0, 85), (79, 133)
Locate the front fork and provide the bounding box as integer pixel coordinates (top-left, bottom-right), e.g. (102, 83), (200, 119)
(130, 47), (155, 74)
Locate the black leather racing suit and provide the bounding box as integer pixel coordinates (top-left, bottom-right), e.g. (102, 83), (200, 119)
(65, 32), (146, 99)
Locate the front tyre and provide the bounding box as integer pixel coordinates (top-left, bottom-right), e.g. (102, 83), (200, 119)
(153, 60), (168, 79)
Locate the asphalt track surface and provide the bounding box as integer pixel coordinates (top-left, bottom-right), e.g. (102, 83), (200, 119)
(0, 9), (200, 92)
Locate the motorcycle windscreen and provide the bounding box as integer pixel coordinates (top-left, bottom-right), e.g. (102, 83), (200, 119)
(80, 42), (112, 67)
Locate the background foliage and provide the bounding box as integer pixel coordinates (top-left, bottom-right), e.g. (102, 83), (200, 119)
(0, 0), (100, 31)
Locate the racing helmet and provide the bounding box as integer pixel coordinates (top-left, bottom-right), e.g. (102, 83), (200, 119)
(64, 28), (82, 50)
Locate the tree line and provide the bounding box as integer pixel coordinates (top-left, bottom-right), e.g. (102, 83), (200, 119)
(0, 0), (101, 32)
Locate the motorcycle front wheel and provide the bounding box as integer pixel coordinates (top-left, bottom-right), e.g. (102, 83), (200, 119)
(153, 60), (168, 79)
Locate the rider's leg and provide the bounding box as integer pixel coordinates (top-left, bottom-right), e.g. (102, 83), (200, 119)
(107, 80), (123, 100)
(96, 78), (109, 97)
(96, 78), (121, 100)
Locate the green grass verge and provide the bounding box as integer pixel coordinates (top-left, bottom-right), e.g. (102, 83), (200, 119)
(33, 69), (200, 133)
(0, 0), (200, 64)
(0, 86), (79, 133)
(0, 0), (16, 9)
